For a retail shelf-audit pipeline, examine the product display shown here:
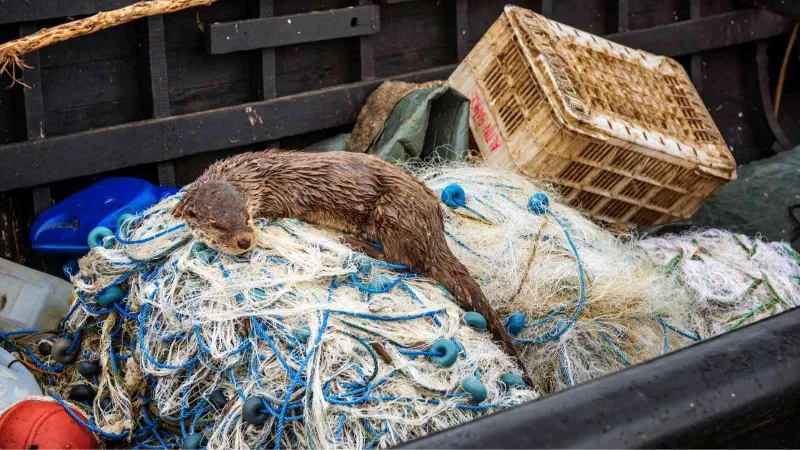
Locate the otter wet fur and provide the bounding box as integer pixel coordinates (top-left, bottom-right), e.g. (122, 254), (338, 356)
(173, 149), (531, 384)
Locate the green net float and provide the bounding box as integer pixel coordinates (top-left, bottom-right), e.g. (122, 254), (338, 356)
(505, 312), (526, 336)
(88, 226), (114, 249)
(461, 376), (488, 403)
(242, 396), (269, 426)
(293, 325), (311, 343)
(97, 286), (125, 307)
(356, 258), (372, 279)
(500, 373), (526, 389)
(51, 338), (79, 364)
(347, 254), (372, 278)
(99, 396), (113, 412)
(183, 433), (208, 450)
(77, 360), (101, 378)
(116, 213), (134, 230)
(208, 389), (228, 410)
(429, 338), (458, 368)
(368, 275), (392, 292)
(463, 312), (487, 330)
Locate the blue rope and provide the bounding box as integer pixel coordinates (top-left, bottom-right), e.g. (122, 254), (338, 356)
(658, 315), (700, 342)
(560, 343), (574, 386)
(332, 309), (445, 322)
(50, 394), (130, 440)
(273, 277), (335, 449)
(335, 413), (348, 442)
(594, 320), (632, 366)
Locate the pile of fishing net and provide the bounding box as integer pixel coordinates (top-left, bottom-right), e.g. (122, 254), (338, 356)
(9, 164), (800, 449)
(35, 173), (542, 450)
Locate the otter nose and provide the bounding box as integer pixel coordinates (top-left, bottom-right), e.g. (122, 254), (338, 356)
(237, 237), (252, 250)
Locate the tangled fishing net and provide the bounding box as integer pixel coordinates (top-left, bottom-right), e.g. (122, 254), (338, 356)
(414, 165), (695, 392)
(639, 230), (800, 337)
(3, 163), (799, 449)
(20, 169), (545, 449)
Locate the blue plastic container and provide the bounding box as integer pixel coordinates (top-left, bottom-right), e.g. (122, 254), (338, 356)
(30, 177), (178, 256)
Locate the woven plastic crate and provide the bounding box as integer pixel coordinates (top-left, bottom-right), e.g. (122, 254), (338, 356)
(448, 6), (736, 227)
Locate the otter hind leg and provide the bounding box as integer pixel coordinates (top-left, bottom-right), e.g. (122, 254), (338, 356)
(341, 234), (386, 261)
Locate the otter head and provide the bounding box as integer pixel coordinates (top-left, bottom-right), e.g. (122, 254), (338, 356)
(172, 180), (256, 255)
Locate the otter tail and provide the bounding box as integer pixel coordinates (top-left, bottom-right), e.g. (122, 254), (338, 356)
(430, 261), (533, 387)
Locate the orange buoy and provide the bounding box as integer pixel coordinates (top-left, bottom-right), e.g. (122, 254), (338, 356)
(0, 398), (98, 449)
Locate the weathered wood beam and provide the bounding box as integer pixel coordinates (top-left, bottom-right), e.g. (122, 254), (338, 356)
(249, 0), (276, 101)
(617, 0), (629, 32)
(359, 0), (376, 81)
(250, 0), (278, 150)
(607, 9), (793, 57)
(18, 23), (51, 215)
(207, 6), (380, 55)
(689, 0), (703, 93)
(0, 65), (456, 192)
(456, 0), (469, 60)
(141, 15), (176, 186)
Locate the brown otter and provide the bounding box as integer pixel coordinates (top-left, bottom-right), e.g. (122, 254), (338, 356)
(173, 150), (529, 384)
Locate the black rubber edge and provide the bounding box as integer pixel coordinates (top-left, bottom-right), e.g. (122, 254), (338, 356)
(396, 307), (800, 448)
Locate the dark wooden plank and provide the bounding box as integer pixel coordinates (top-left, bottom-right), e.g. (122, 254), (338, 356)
(542, 0), (553, 17)
(39, 20), (144, 137)
(207, 6), (380, 55)
(617, 0), (630, 32)
(358, 0), (376, 80)
(0, 65), (456, 192)
(250, 0), (277, 100)
(164, 0), (251, 114)
(142, 16), (175, 186)
(689, 0), (702, 93)
(249, 0), (278, 152)
(0, 0), (137, 25)
(275, 40), (358, 96)
(607, 10), (794, 57)
(467, 0), (540, 46)
(143, 16), (171, 118)
(551, 0), (608, 33)
(18, 23), (51, 215)
(43, 98), (144, 138)
(18, 24), (45, 142)
(629, 0), (684, 30)
(372, 0), (456, 77)
(456, 0), (469, 60)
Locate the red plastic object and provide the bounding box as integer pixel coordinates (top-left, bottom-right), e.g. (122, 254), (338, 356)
(0, 399), (98, 449)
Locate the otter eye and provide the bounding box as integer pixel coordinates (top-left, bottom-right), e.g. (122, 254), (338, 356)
(211, 223), (227, 232)
(186, 210), (197, 219)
